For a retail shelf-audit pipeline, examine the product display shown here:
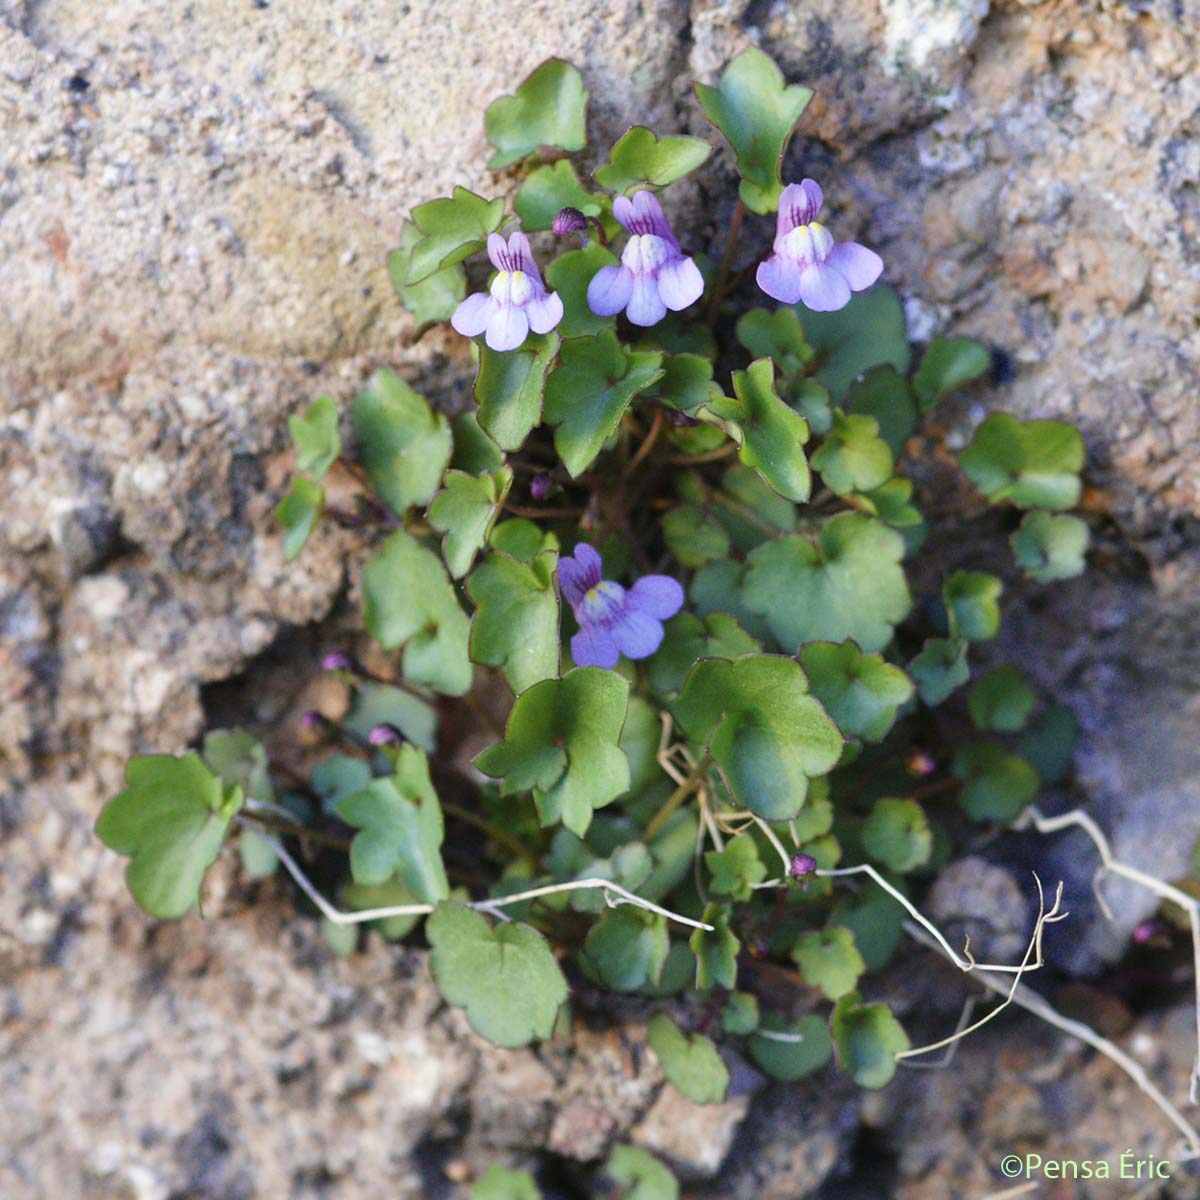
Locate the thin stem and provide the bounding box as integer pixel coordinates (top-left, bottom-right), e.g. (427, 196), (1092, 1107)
(440, 799), (538, 871)
(642, 755), (711, 842)
(239, 806), (353, 852)
(705, 198), (746, 329)
(623, 408), (665, 479)
(503, 501), (586, 520)
(667, 442), (739, 467)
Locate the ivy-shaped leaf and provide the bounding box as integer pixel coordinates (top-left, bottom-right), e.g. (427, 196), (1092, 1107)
(484, 59), (588, 169)
(387, 221), (466, 326)
(830, 993), (910, 1088)
(474, 333), (561, 452)
(799, 286), (910, 403)
(288, 395), (340, 481)
(954, 742), (1039, 821)
(674, 655), (843, 821)
(959, 413), (1085, 510)
(351, 369), (451, 516)
(96, 754), (243, 919)
(735, 307), (813, 378)
(792, 926), (865, 1000)
(514, 159), (605, 231)
(343, 684), (437, 754)
(744, 514), (911, 654)
(799, 641), (914, 743)
(722, 991), (760, 1036)
(748, 1014), (833, 1082)
(694, 46), (812, 214)
(648, 353), (724, 414)
(428, 467), (514, 579)
(605, 1146), (679, 1200)
(862, 797), (931, 873)
(646, 1014), (729, 1104)
(427, 903), (568, 1048)
(362, 530), (472, 696)
(1011, 511), (1089, 582)
(944, 571), (1002, 642)
(662, 505), (731, 568)
(471, 1165), (542, 1200)
(467, 549), (561, 694)
(475, 667), (630, 836)
(705, 834), (768, 901)
(968, 665), (1035, 733)
(913, 336), (991, 411)
(275, 476), (323, 561)
(336, 747), (449, 901)
(1019, 704), (1079, 783)
(595, 126), (712, 193)
(451, 410), (505, 475)
(649, 611), (760, 696)
(407, 186), (505, 283)
(844, 365), (917, 456)
(585, 906), (669, 991)
(690, 904), (739, 990)
(810, 410), (894, 496)
(543, 330), (664, 477)
(907, 637), (969, 706)
(699, 358), (811, 502)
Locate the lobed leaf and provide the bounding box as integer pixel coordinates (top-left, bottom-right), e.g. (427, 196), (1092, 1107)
(408, 186), (505, 283)
(830, 993), (910, 1088)
(799, 640), (914, 743)
(646, 1013), (729, 1104)
(595, 126), (712, 193)
(428, 467), (514, 578)
(959, 413), (1084, 510)
(1011, 510), (1089, 582)
(288, 394), (340, 481)
(275, 476), (323, 561)
(388, 221), (466, 326)
(484, 59), (588, 169)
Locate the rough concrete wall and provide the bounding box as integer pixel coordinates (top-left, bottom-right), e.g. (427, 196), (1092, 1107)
(2, 0), (1199, 1195)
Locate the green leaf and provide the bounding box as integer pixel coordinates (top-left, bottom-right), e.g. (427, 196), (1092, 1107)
(514, 159), (605, 230)
(275, 476), (323, 561)
(844, 366), (917, 456)
(475, 668), (631, 837)
(690, 558), (774, 645)
(953, 742), (1039, 820)
(792, 926), (865, 1000)
(337, 747), (449, 900)
(490, 517), (558, 562)
(341, 875), (423, 941)
(544, 242), (618, 339)
(748, 1014), (833, 1082)
(705, 834), (768, 901)
(351, 369), (451, 516)
(830, 879), (906, 971)
(959, 413), (1085, 510)
(1019, 703), (1079, 783)
(788, 377), (834, 434)
(735, 307), (813, 378)
(944, 571), (1003, 642)
(96, 754), (243, 919)
(387, 221), (466, 326)
(426, 903), (568, 1048)
(362, 530), (472, 696)
(595, 126), (712, 193)
(800, 641), (914, 743)
(238, 827), (279, 879)
(321, 918), (358, 957)
(474, 333), (561, 452)
(311, 754), (375, 815)
(621, 696), (668, 797)
(662, 505), (731, 568)
(811, 410), (894, 496)
(799, 286), (910, 402)
(585, 905), (669, 991)
(645, 1014), (729, 1104)
(606, 1146), (679, 1200)
(744, 514), (911, 654)
(428, 467), (513, 578)
(674, 655), (843, 820)
(650, 353), (723, 413)
(830, 993), (910, 1088)
(467, 549), (560, 694)
(451, 410), (505, 475)
(407, 186), (505, 283)
(700, 358), (811, 501)
(907, 637), (969, 706)
(343, 684), (437, 754)
(543, 331), (664, 477)
(484, 59), (588, 169)
(968, 665), (1035, 733)
(721, 991), (760, 1036)
(694, 46), (812, 214)
(201, 730), (273, 803)
(1011, 511), (1089, 582)
(471, 1165), (542, 1200)
(862, 797), (931, 873)
(690, 904), (740, 990)
(649, 611), (760, 696)
(913, 336), (991, 411)
(288, 394), (340, 481)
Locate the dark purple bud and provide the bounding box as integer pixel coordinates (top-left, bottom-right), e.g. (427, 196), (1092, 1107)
(666, 408), (701, 427)
(552, 206), (589, 238)
(321, 651), (354, 672)
(301, 711), (330, 730)
(1133, 920), (1160, 944)
(789, 853), (818, 880)
(530, 472), (553, 501)
(906, 749), (936, 777)
(367, 723), (403, 746)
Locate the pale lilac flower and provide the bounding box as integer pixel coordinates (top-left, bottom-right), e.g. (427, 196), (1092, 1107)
(451, 231), (563, 352)
(558, 543), (684, 669)
(586, 191), (704, 326)
(756, 179), (883, 312)
(368, 723), (403, 746)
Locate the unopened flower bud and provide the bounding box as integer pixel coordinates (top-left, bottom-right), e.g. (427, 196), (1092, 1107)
(552, 206), (589, 239)
(530, 472), (554, 501)
(1133, 921), (1160, 944)
(301, 711), (330, 730)
(321, 651), (354, 672)
(789, 853), (817, 880)
(368, 723), (403, 746)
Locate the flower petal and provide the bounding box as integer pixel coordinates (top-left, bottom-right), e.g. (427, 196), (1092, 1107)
(571, 626), (620, 669)
(507, 231), (541, 283)
(487, 232), (509, 272)
(558, 544), (603, 608)
(827, 242), (883, 292)
(756, 254), (804, 304)
(587, 265), (634, 317)
(451, 292), (497, 337)
(611, 194), (636, 233)
(611, 607), (665, 660)
(628, 575), (685, 620)
(630, 190), (674, 242)
(780, 180), (823, 233)
(655, 255), (704, 312)
(625, 274), (667, 326)
(525, 289), (564, 335)
(485, 303), (529, 351)
(796, 262), (852, 312)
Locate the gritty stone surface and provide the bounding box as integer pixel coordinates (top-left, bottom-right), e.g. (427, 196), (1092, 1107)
(3, 0), (1200, 1194)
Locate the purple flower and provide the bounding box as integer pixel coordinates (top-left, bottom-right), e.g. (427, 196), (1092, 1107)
(756, 179), (883, 312)
(451, 231), (563, 352)
(558, 543), (684, 669)
(788, 852), (818, 880)
(367, 723), (403, 746)
(586, 191), (704, 327)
